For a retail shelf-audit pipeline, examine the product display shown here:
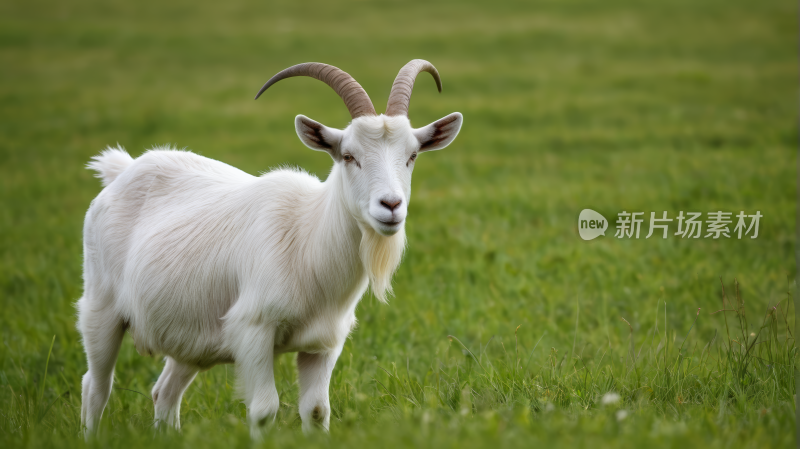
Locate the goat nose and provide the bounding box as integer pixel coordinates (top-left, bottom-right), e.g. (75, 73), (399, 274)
(380, 198), (402, 211)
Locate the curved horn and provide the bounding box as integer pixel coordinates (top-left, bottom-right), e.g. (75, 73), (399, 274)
(255, 63), (376, 119)
(385, 59), (442, 117)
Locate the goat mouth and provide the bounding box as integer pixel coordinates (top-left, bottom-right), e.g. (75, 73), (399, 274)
(370, 217), (404, 236)
(373, 217), (403, 228)
(377, 219), (403, 227)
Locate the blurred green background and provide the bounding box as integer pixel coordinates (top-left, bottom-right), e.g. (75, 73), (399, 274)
(0, 0), (795, 447)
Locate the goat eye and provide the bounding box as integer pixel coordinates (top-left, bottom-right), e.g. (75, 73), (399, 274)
(409, 153), (417, 162)
(343, 154), (353, 162)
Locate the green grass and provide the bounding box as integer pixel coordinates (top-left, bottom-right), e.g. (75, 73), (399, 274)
(0, 0), (796, 447)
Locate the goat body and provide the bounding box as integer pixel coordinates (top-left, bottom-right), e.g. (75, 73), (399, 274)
(79, 146), (403, 431)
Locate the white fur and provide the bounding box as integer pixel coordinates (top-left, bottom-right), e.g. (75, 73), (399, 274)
(86, 145), (134, 186)
(77, 113), (462, 437)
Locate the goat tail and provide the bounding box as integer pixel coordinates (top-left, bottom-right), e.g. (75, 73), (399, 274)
(87, 145), (134, 187)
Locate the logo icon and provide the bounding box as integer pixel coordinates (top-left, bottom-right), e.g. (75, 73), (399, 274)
(579, 209), (608, 240)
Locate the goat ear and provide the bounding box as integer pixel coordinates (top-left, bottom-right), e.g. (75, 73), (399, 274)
(413, 112), (463, 152)
(295, 115), (343, 156)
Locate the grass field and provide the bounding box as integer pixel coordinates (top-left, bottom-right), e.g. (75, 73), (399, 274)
(0, 0), (796, 447)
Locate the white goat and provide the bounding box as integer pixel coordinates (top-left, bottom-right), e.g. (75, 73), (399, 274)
(77, 60), (463, 437)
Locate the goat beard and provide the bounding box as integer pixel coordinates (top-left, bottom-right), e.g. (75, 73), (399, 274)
(359, 226), (406, 303)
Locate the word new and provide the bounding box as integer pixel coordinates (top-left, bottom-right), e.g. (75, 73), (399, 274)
(578, 209), (608, 240)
